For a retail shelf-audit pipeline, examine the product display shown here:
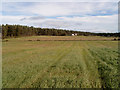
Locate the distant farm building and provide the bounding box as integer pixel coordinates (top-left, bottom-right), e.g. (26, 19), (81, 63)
(72, 33), (77, 36)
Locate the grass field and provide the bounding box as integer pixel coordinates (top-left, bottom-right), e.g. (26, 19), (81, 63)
(2, 36), (119, 88)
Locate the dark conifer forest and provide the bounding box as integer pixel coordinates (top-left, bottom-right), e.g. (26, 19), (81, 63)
(1, 24), (120, 39)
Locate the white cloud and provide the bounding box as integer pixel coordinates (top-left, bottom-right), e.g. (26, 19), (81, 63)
(1, 14), (116, 33)
(2, 0), (120, 2)
(1, 14), (118, 33)
(1, 2), (118, 33)
(1, 15), (31, 26)
(2, 2), (118, 17)
(58, 15), (118, 33)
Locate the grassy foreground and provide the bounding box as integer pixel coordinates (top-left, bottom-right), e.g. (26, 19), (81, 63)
(2, 36), (119, 88)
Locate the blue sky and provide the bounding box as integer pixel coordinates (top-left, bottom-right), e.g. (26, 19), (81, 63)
(1, 1), (119, 33)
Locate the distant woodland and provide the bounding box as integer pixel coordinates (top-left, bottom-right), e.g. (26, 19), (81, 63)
(1, 24), (120, 39)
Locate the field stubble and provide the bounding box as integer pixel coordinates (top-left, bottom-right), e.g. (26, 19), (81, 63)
(2, 36), (119, 88)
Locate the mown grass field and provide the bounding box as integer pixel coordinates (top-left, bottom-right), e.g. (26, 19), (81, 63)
(2, 36), (119, 88)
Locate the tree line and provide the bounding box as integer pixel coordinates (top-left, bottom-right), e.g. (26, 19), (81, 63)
(1, 24), (120, 39)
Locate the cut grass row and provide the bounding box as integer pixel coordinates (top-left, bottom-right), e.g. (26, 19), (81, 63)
(2, 36), (119, 88)
(3, 36), (119, 41)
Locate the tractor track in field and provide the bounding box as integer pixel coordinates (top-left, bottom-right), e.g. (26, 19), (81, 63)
(87, 46), (119, 88)
(20, 42), (74, 88)
(86, 42), (118, 68)
(88, 48), (117, 70)
(33, 42), (75, 88)
(83, 42), (118, 88)
(75, 42), (101, 88)
(3, 39), (119, 88)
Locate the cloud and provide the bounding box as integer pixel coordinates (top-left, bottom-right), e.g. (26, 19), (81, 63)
(1, 15), (31, 26)
(2, 0), (120, 2)
(17, 14), (117, 33)
(33, 20), (82, 29)
(2, 2), (118, 17)
(1, 2), (118, 33)
(20, 16), (45, 21)
(1, 14), (117, 33)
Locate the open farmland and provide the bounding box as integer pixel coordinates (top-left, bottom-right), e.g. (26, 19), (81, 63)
(19, 36), (118, 41)
(2, 36), (119, 88)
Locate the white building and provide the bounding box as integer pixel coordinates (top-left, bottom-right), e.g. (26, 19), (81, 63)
(72, 33), (77, 36)
(72, 34), (75, 36)
(75, 33), (77, 36)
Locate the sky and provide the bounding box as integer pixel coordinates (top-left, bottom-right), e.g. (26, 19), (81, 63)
(1, 0), (119, 33)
